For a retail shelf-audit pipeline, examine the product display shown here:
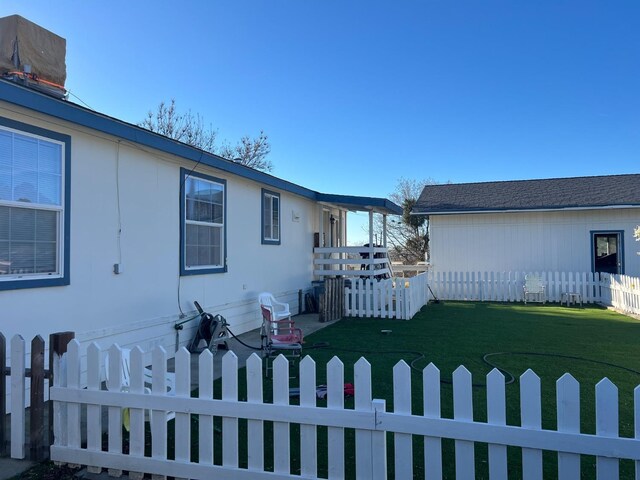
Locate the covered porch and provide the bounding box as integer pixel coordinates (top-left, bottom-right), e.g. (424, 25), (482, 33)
(312, 194), (403, 280)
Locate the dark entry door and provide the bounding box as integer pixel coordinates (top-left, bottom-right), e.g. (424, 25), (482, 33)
(592, 232), (622, 274)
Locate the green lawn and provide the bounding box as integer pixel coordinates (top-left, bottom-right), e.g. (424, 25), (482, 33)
(299, 301), (640, 479)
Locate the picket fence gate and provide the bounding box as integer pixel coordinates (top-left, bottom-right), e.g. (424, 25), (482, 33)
(344, 272), (428, 320)
(51, 341), (640, 479)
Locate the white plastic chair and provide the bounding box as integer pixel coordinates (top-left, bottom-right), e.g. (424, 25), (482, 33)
(523, 274), (546, 304)
(102, 348), (175, 393)
(258, 292), (292, 323)
(102, 348), (176, 424)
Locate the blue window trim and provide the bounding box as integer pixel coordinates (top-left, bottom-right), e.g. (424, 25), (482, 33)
(179, 168), (227, 276)
(0, 116), (71, 291)
(590, 230), (625, 275)
(261, 189), (281, 245)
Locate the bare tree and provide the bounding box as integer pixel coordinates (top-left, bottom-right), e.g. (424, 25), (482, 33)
(218, 131), (272, 172)
(377, 177), (437, 264)
(139, 99), (273, 172)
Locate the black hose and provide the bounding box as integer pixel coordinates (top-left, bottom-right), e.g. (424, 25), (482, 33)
(225, 325), (263, 350)
(483, 352), (640, 384)
(306, 343), (640, 388)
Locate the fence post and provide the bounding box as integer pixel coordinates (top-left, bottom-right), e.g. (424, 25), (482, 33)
(30, 335), (46, 461)
(0, 333), (5, 457)
(354, 358), (372, 478)
(371, 399), (387, 480)
(48, 331), (75, 447)
(10, 335), (25, 459)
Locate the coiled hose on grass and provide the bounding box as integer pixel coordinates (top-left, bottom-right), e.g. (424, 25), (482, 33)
(307, 343), (640, 388)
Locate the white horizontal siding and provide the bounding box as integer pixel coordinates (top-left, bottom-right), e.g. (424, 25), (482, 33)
(0, 104), (316, 364)
(430, 209), (640, 276)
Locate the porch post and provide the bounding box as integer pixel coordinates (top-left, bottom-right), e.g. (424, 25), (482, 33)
(369, 210), (374, 276)
(318, 205), (325, 277)
(343, 210), (347, 246)
(382, 214), (387, 248)
(339, 210), (345, 272)
(318, 205), (325, 248)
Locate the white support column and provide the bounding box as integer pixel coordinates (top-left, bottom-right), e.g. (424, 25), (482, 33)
(382, 214), (387, 248)
(368, 211), (374, 245)
(329, 210), (335, 272)
(369, 211), (374, 276)
(317, 205), (325, 277)
(343, 210), (348, 246)
(339, 210), (345, 272)
(318, 205), (325, 248)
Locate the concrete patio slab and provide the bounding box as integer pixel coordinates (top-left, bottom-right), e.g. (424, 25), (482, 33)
(167, 313), (339, 387)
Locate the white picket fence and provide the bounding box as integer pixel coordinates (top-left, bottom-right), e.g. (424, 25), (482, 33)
(344, 272), (428, 320)
(427, 271), (600, 303)
(427, 271), (640, 314)
(601, 273), (640, 315)
(50, 341), (640, 479)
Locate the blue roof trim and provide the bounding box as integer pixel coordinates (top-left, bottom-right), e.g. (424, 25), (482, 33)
(0, 80), (401, 214)
(316, 193), (403, 215)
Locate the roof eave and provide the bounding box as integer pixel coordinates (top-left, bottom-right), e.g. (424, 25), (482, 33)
(317, 193), (402, 215)
(0, 80), (404, 212)
(411, 204), (640, 215)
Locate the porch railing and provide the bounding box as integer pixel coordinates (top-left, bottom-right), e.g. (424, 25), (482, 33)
(313, 246), (391, 279)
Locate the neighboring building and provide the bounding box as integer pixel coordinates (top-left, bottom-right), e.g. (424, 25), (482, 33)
(0, 78), (401, 356)
(413, 174), (640, 276)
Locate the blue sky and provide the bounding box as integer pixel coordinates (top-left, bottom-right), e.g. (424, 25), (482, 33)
(2, 1), (639, 242)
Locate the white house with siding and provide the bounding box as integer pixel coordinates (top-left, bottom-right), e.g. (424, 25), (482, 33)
(413, 175), (640, 277)
(0, 78), (401, 357)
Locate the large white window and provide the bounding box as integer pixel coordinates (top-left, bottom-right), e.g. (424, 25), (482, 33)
(0, 121), (68, 288)
(181, 169), (226, 274)
(262, 189), (280, 245)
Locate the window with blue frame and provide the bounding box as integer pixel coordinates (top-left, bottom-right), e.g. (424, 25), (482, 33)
(180, 169), (226, 274)
(0, 118), (70, 290)
(262, 189), (280, 245)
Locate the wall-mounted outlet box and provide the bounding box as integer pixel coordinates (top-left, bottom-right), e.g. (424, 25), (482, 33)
(113, 263), (122, 274)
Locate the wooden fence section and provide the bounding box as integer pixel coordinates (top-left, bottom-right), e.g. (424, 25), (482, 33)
(344, 272), (428, 320)
(1, 331), (74, 460)
(318, 277), (344, 323)
(51, 343), (640, 479)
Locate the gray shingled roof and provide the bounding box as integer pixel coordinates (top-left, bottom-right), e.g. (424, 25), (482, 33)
(413, 174), (640, 214)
